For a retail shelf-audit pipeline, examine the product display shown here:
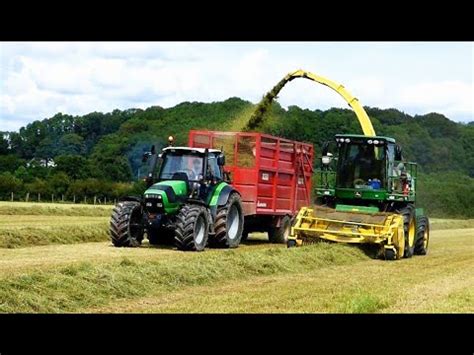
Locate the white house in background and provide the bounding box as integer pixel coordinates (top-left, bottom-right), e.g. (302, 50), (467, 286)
(26, 158), (56, 168)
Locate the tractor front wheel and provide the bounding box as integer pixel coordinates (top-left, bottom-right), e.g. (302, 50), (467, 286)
(174, 204), (209, 251)
(109, 201), (144, 247)
(209, 193), (244, 248)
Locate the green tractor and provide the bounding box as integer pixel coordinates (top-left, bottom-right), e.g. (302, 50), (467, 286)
(289, 134), (430, 260)
(109, 138), (244, 251)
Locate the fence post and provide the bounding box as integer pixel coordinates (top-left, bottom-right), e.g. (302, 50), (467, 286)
(62, 194), (64, 202)
(104, 197), (107, 204)
(94, 196), (97, 205)
(26, 192), (29, 202)
(11, 192), (13, 202)
(52, 194), (54, 203)
(38, 193), (41, 202)
(84, 196), (87, 204)
(73, 195), (76, 203)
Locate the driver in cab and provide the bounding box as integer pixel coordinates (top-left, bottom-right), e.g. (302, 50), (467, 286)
(190, 158), (203, 180)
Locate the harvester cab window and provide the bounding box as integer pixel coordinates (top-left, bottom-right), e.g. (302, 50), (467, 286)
(337, 142), (386, 189)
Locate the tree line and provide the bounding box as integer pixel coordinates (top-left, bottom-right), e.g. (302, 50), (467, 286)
(1, 97), (473, 217)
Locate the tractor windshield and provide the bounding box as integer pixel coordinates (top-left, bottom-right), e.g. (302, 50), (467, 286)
(336, 143), (386, 189)
(159, 152), (204, 182)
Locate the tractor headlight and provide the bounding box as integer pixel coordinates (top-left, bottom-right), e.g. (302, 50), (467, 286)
(345, 138), (350, 143)
(373, 140), (379, 145)
(368, 140), (373, 144)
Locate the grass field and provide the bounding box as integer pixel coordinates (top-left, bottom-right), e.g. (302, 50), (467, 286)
(0, 201), (472, 313)
(0, 202), (112, 248)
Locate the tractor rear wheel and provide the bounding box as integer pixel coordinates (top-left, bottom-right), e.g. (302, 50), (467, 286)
(268, 215), (292, 244)
(414, 216), (430, 255)
(397, 205), (416, 258)
(209, 192), (244, 248)
(174, 204), (209, 251)
(109, 201), (144, 247)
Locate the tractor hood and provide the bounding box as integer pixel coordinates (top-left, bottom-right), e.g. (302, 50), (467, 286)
(145, 180), (188, 199)
(144, 180), (188, 214)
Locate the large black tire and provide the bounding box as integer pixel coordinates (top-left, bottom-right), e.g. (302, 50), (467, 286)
(148, 227), (174, 245)
(268, 215), (291, 244)
(397, 205), (416, 258)
(109, 201), (144, 247)
(383, 248), (397, 261)
(209, 192), (244, 248)
(174, 204), (209, 251)
(414, 216), (430, 255)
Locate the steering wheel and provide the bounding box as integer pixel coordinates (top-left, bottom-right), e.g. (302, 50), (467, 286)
(176, 169), (196, 179)
(353, 178), (365, 187)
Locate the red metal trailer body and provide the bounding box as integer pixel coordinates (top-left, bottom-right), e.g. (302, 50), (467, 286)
(189, 130), (314, 234)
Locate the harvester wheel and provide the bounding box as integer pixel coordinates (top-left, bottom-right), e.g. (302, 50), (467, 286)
(414, 216), (430, 255)
(174, 204), (209, 251)
(209, 192), (244, 248)
(241, 231), (249, 242)
(109, 201), (144, 247)
(268, 215), (291, 244)
(287, 240), (297, 248)
(383, 248), (397, 260)
(148, 228), (174, 245)
(397, 205), (416, 258)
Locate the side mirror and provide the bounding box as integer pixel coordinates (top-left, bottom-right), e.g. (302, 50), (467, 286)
(217, 154), (226, 166)
(395, 144), (403, 161)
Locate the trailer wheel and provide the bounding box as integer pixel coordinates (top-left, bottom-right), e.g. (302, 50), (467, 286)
(174, 204), (209, 251)
(109, 201), (144, 247)
(397, 205), (415, 258)
(209, 192), (244, 248)
(268, 215), (291, 244)
(414, 216), (430, 255)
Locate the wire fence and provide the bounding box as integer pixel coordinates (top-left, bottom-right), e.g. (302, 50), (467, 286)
(2, 192), (117, 205)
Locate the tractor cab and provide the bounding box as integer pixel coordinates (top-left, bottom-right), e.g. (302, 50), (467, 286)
(158, 147), (224, 183)
(316, 134), (417, 206)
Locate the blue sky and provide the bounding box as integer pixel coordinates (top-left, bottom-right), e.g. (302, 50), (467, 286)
(1, 42), (472, 131)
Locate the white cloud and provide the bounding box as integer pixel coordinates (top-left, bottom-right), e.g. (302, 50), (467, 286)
(399, 80), (473, 118)
(0, 42), (473, 132)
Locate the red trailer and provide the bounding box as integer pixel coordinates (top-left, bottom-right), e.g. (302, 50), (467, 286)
(189, 130), (314, 242)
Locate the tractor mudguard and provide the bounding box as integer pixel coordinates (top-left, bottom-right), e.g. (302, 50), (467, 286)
(208, 183), (240, 220)
(216, 184), (239, 207)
